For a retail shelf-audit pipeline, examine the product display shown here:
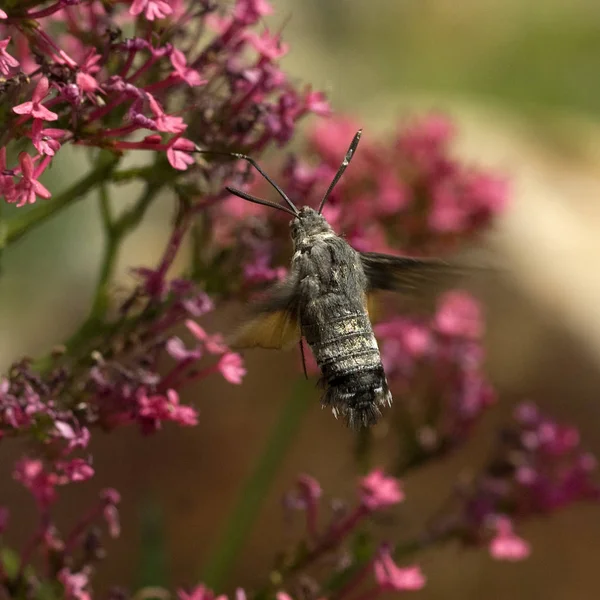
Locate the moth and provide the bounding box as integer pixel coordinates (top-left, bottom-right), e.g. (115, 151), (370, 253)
(203, 131), (464, 428)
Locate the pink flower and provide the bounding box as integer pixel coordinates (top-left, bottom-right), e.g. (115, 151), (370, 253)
(13, 458), (57, 508)
(218, 352), (246, 384)
(76, 49), (102, 93)
(29, 119), (66, 156)
(147, 94), (187, 133)
(0, 9), (6, 19)
(138, 388), (199, 429)
(13, 77), (58, 121)
(489, 517), (531, 561)
(374, 545), (426, 592)
(130, 0), (173, 20)
(57, 459), (94, 483)
(56, 458), (94, 483)
(101, 488), (121, 538)
(13, 152), (52, 207)
(177, 585), (222, 600)
(58, 569), (91, 600)
(434, 291), (482, 340)
(233, 0), (273, 24)
(185, 320), (228, 354)
(0, 37), (19, 75)
(244, 30), (289, 61)
(359, 468), (404, 510)
(166, 336), (202, 361)
(276, 593), (293, 600)
(167, 137), (196, 170)
(170, 48), (206, 86)
(302, 88), (331, 116)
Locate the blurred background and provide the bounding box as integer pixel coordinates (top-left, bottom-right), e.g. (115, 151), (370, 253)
(3, 1), (600, 598)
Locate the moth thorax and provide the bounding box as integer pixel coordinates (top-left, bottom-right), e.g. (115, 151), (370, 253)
(290, 206), (333, 243)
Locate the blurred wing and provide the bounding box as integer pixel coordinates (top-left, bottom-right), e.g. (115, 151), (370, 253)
(358, 251), (491, 307)
(359, 251), (461, 291)
(227, 276), (301, 350)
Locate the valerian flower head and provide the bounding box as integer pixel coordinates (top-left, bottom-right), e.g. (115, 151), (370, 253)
(373, 544), (426, 592)
(427, 403), (600, 556)
(359, 469), (404, 510)
(488, 517), (531, 562)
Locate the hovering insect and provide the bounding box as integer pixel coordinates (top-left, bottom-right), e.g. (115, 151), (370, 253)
(200, 131), (463, 428)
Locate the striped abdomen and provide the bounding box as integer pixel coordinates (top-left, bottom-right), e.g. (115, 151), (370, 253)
(302, 306), (392, 428)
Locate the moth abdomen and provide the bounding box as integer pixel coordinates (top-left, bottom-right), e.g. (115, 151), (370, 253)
(303, 310), (392, 428)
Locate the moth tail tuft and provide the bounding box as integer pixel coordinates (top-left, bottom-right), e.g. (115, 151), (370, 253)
(321, 372), (392, 429)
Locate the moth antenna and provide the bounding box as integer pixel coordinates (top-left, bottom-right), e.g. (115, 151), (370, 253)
(225, 186), (298, 217)
(318, 129), (362, 214)
(194, 147), (299, 216)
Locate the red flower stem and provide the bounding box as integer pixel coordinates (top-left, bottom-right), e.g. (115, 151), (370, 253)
(176, 363), (219, 388)
(293, 504), (370, 573)
(18, 517), (49, 579)
(331, 559), (375, 600)
(64, 500), (105, 553)
(27, 2), (66, 19)
(119, 48), (138, 78)
(159, 357), (197, 391)
(126, 56), (158, 84)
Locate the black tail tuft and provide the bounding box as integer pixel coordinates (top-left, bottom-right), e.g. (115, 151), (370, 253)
(321, 368), (392, 429)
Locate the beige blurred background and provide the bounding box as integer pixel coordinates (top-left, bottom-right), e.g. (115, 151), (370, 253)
(3, 1), (600, 598)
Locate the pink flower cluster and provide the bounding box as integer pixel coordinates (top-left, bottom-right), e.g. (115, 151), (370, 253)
(428, 402), (600, 561)
(0, 0), (328, 206)
(376, 290), (495, 463)
(282, 469), (424, 599)
(0, 270), (244, 596)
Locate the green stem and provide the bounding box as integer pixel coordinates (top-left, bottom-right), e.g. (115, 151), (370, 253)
(202, 378), (314, 590)
(1, 151), (120, 248)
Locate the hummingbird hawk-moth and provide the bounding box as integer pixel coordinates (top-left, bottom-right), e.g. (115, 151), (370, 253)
(202, 131), (464, 428)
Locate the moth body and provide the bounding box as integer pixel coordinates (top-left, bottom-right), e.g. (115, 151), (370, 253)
(290, 207), (392, 427)
(220, 129), (457, 428)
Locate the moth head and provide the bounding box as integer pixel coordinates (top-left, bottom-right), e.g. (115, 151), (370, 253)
(290, 206), (333, 241)
(197, 129), (363, 223)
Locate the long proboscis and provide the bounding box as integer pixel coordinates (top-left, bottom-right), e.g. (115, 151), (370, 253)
(194, 147), (299, 217)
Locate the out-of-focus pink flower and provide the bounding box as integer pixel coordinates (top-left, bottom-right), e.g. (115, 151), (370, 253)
(489, 517), (531, 561)
(58, 569), (91, 600)
(0, 37), (19, 75)
(434, 291), (482, 340)
(244, 30), (289, 60)
(101, 489), (121, 538)
(13, 458), (57, 508)
(56, 458), (94, 483)
(233, 0), (273, 24)
(374, 544), (426, 591)
(185, 320), (228, 354)
(218, 352), (246, 384)
(276, 593), (293, 600)
(171, 48), (206, 86)
(13, 77), (58, 121)
(359, 468), (404, 510)
(0, 9), (7, 19)
(302, 88), (331, 116)
(76, 50), (102, 92)
(130, 0), (173, 20)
